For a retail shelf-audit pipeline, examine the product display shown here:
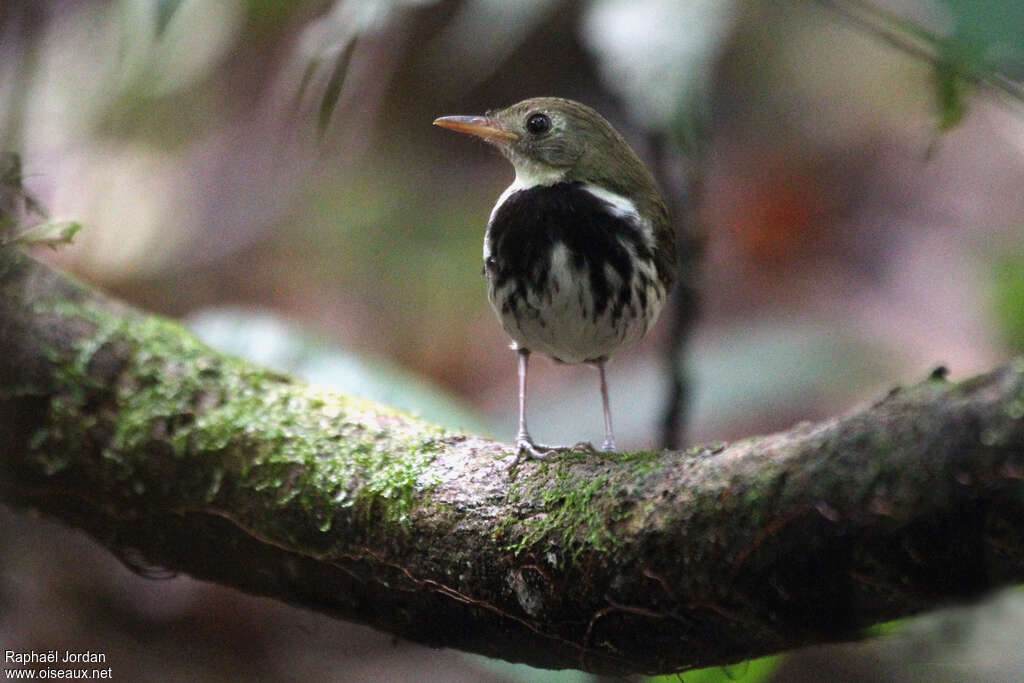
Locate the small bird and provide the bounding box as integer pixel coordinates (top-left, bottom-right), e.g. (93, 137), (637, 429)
(434, 97), (675, 458)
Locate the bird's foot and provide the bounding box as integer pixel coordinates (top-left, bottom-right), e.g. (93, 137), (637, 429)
(509, 439), (614, 471)
(509, 437), (557, 470)
(516, 437), (557, 459)
(512, 438), (552, 458)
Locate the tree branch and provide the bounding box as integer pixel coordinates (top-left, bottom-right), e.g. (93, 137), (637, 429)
(2, 250), (1023, 675)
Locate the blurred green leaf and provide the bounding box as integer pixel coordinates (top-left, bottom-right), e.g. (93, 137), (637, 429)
(992, 255), (1024, 352)
(934, 60), (967, 131)
(863, 617), (908, 637)
(11, 221), (82, 250)
(650, 654), (780, 683)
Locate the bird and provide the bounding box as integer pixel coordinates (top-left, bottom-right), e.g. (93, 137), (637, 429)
(434, 97), (675, 459)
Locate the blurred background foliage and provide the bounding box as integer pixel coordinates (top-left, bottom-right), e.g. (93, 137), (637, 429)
(2, 0), (1023, 680)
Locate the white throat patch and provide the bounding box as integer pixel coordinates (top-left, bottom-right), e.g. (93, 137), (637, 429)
(513, 161), (567, 189)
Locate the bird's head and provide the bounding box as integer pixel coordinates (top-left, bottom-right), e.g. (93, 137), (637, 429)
(434, 97), (659, 201)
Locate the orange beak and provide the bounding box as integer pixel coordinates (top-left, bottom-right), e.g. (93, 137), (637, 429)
(432, 115), (519, 143)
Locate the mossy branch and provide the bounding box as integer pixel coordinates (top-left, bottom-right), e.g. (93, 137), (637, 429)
(2, 250), (1024, 676)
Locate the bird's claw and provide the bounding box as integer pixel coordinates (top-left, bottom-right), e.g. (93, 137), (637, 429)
(509, 438), (556, 469)
(509, 439), (617, 471)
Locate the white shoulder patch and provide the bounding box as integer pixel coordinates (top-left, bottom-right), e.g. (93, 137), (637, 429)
(581, 184), (654, 247)
(580, 184), (640, 220)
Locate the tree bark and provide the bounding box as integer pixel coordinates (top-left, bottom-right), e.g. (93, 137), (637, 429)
(2, 250), (1023, 676)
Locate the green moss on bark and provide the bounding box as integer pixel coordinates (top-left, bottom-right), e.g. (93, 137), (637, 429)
(501, 451), (669, 564)
(27, 293), (448, 538)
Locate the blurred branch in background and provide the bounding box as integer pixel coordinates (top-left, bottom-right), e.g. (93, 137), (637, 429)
(653, 134), (706, 450)
(817, 0), (1024, 118)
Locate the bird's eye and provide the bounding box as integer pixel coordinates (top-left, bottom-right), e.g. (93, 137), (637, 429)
(526, 113), (551, 135)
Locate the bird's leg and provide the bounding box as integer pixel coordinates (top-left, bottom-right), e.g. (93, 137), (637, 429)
(515, 347), (531, 445)
(513, 347), (552, 461)
(510, 348), (605, 465)
(598, 359), (617, 452)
